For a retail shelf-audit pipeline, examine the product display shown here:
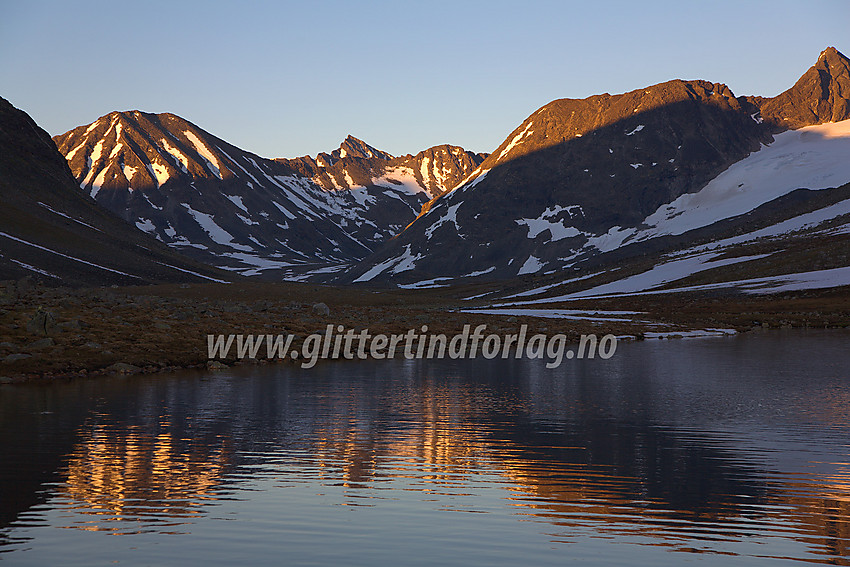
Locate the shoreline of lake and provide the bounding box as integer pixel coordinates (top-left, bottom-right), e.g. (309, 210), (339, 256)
(2, 280), (848, 384)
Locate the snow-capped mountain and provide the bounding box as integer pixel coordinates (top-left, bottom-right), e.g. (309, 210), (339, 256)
(0, 97), (231, 286)
(345, 47), (850, 286)
(46, 46), (850, 289)
(53, 114), (484, 279)
(52, 113), (414, 278)
(276, 135), (486, 197)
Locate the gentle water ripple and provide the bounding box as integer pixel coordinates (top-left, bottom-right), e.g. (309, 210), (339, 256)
(1, 330), (849, 565)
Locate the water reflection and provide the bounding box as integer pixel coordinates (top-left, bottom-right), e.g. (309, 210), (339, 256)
(60, 417), (234, 532)
(1, 331), (849, 565)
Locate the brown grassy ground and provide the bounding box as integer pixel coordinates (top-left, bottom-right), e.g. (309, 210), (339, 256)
(1, 279), (848, 383)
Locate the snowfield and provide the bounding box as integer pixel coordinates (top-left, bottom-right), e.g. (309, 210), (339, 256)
(628, 119), (850, 244)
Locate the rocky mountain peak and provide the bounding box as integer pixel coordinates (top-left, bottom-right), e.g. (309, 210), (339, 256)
(477, 78), (749, 172)
(818, 46), (848, 66)
(0, 98), (231, 285)
(53, 110), (248, 202)
(334, 135), (393, 161)
(52, 111), (437, 277)
(755, 46), (850, 129)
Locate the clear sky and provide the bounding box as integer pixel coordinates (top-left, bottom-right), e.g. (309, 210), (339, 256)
(1, 0), (847, 159)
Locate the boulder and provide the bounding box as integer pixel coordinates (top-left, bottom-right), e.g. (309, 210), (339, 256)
(312, 302), (330, 317)
(26, 308), (56, 336)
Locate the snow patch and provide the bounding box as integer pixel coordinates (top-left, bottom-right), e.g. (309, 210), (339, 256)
(343, 170), (361, 188)
(398, 276), (453, 289)
(353, 255), (397, 282)
(135, 218), (156, 233)
(271, 201), (297, 220)
(121, 164), (138, 183)
(372, 166), (427, 195)
(154, 261), (229, 283)
(160, 138), (190, 173)
(461, 266), (495, 278)
(586, 226), (637, 252)
(184, 130), (224, 179)
(516, 217), (582, 241)
(182, 204), (252, 251)
(462, 308), (641, 322)
(7, 258), (59, 279)
(425, 202), (463, 239)
(224, 194), (249, 213)
(64, 141), (86, 163)
(680, 198), (850, 255)
(498, 122), (533, 161)
(501, 271), (607, 299)
(150, 162), (170, 187)
(517, 255), (544, 275)
(0, 231), (138, 278)
(391, 245), (421, 273)
(108, 142), (123, 161)
(526, 252), (772, 302)
(80, 138), (105, 190)
(37, 202), (101, 232)
(90, 168), (108, 198)
(419, 157), (430, 189)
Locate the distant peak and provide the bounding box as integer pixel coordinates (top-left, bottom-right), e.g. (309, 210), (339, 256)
(339, 134), (373, 149)
(85, 110), (181, 132)
(816, 46), (849, 68)
(819, 46), (847, 61)
(753, 46), (850, 129)
(335, 135), (393, 161)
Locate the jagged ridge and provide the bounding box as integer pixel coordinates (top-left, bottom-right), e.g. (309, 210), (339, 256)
(53, 113), (483, 279)
(276, 136), (486, 197)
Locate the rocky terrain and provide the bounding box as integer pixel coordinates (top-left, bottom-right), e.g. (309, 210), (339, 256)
(345, 48), (850, 285)
(276, 135), (486, 197)
(2, 273), (849, 382)
(0, 97), (231, 287)
(44, 48), (850, 290)
(54, 116), (484, 279)
(2, 47), (850, 382)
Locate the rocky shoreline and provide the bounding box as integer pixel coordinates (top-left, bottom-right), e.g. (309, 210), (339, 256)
(2, 278), (848, 384)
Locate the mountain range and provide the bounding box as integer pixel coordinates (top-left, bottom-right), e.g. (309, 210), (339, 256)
(0, 97), (231, 287)
(53, 115), (484, 279)
(3, 47), (850, 294)
(344, 47), (850, 287)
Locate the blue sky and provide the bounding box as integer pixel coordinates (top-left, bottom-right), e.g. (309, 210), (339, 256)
(1, 0), (847, 158)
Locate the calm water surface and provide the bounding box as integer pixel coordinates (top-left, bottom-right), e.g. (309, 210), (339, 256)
(1, 330), (849, 565)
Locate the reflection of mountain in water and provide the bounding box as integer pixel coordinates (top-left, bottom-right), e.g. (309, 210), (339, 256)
(61, 419), (234, 530)
(1, 333), (849, 561)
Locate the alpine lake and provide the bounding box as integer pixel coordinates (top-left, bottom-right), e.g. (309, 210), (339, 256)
(1, 329), (849, 566)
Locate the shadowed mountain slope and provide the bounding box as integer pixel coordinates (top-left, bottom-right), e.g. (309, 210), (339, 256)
(0, 98), (233, 286)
